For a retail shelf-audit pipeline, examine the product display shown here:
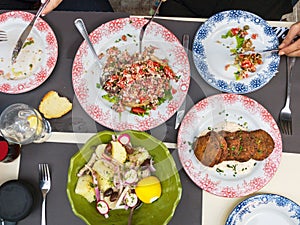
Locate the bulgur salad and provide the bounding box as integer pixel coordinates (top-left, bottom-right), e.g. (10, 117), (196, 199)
(98, 46), (179, 116)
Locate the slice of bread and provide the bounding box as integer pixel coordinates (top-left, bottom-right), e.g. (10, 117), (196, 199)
(39, 91), (72, 119)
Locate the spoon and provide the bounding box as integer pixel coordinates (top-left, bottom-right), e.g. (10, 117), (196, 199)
(127, 200), (142, 225)
(139, 0), (164, 54)
(74, 18), (104, 85)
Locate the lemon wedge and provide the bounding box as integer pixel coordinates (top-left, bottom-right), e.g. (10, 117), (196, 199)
(27, 115), (42, 135)
(135, 176), (162, 204)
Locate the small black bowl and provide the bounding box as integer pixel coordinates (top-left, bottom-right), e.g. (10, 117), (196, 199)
(0, 180), (34, 225)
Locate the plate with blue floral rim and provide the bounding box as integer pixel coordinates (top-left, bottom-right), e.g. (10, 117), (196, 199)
(192, 10), (280, 94)
(226, 194), (300, 225)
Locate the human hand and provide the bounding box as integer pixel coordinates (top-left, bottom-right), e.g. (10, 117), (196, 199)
(41, 0), (63, 16)
(278, 22), (300, 57)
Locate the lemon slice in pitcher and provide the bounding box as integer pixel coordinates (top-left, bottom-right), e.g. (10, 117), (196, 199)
(27, 115), (42, 135)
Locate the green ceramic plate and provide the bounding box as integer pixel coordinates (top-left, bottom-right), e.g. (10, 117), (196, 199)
(67, 130), (182, 225)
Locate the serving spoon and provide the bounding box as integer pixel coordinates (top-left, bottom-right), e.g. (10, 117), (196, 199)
(139, 0), (165, 54)
(74, 18), (105, 85)
(127, 200), (142, 225)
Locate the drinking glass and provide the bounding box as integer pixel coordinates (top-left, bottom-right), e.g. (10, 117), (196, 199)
(0, 103), (51, 145)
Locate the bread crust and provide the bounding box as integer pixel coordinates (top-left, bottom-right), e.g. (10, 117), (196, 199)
(39, 91), (72, 119)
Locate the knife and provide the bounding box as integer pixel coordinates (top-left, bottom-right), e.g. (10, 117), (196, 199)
(11, 0), (50, 64)
(175, 34), (190, 129)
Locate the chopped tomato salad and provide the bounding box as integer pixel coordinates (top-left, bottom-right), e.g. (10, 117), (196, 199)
(222, 25), (263, 80)
(100, 46), (179, 115)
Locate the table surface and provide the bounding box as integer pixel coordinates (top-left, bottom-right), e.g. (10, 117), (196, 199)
(1, 11), (300, 225)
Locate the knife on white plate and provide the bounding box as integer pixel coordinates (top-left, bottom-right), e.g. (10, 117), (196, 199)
(175, 34), (190, 129)
(11, 0), (50, 64)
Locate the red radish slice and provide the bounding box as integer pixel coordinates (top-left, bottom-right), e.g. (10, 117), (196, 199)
(96, 200), (109, 218)
(86, 166), (109, 218)
(124, 193), (138, 208)
(124, 169), (138, 184)
(117, 133), (130, 145)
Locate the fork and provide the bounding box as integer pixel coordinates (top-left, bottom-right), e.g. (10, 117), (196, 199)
(39, 163), (51, 225)
(278, 56), (296, 135)
(139, 0), (164, 54)
(0, 30), (7, 42)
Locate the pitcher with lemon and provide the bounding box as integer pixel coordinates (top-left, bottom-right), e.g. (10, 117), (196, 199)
(0, 103), (51, 145)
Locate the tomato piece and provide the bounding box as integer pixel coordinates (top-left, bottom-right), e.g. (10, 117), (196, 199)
(257, 59), (263, 65)
(240, 30), (248, 37)
(116, 77), (126, 88)
(139, 97), (147, 103)
(249, 66), (256, 72)
(225, 64), (230, 71)
(121, 35), (127, 41)
(152, 61), (160, 68)
(146, 60), (153, 67)
(171, 87), (177, 95)
(131, 107), (146, 114)
(251, 33), (258, 39)
(231, 28), (240, 36)
(110, 74), (119, 81)
(241, 59), (253, 69)
(164, 66), (175, 79)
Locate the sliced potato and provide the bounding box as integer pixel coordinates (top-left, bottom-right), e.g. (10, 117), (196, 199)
(95, 144), (107, 158)
(93, 160), (114, 180)
(111, 141), (127, 163)
(75, 174), (95, 203)
(97, 175), (114, 193)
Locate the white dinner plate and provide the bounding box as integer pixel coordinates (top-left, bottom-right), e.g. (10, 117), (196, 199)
(72, 17), (190, 131)
(226, 194), (300, 225)
(0, 11), (58, 94)
(192, 10), (280, 94)
(177, 94), (282, 197)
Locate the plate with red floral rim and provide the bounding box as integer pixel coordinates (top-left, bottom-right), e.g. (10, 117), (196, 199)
(72, 17), (190, 131)
(177, 93), (282, 197)
(0, 11), (58, 94)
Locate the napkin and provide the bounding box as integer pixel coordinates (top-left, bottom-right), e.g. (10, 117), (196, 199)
(0, 156), (20, 185)
(202, 152), (300, 225)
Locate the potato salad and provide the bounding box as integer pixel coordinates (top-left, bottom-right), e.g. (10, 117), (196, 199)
(100, 46), (178, 116)
(75, 133), (161, 218)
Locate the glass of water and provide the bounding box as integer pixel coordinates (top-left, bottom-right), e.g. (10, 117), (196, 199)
(0, 103), (51, 145)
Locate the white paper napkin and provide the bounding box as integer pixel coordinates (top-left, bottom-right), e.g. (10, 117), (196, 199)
(0, 155), (20, 185)
(202, 152), (300, 225)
